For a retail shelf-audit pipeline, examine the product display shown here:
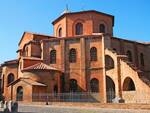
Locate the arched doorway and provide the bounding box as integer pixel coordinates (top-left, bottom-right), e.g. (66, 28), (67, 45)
(90, 78), (99, 92)
(54, 85), (58, 97)
(54, 85), (58, 94)
(61, 74), (65, 93)
(16, 86), (23, 101)
(70, 79), (78, 92)
(106, 76), (115, 102)
(123, 77), (135, 91)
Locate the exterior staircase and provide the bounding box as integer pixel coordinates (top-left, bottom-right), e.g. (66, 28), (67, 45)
(106, 48), (150, 87)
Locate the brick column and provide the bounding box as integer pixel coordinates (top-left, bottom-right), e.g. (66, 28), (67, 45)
(101, 35), (107, 103)
(134, 42), (139, 68)
(60, 39), (65, 72)
(117, 57), (122, 98)
(60, 39), (69, 92)
(119, 40), (125, 54)
(57, 72), (61, 93)
(41, 41), (48, 64)
(80, 38), (87, 91)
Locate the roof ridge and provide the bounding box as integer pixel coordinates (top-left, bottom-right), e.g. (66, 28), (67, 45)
(52, 10), (114, 26)
(22, 62), (60, 72)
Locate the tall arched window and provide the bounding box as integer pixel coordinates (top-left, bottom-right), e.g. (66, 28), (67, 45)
(99, 24), (105, 33)
(75, 23), (83, 35)
(90, 47), (97, 61)
(140, 53), (144, 66)
(7, 73), (14, 84)
(69, 48), (76, 63)
(123, 77), (135, 91)
(90, 78), (99, 92)
(16, 86), (23, 101)
(105, 55), (114, 70)
(127, 50), (132, 62)
(58, 28), (62, 37)
(50, 50), (56, 64)
(25, 47), (28, 57)
(70, 79), (78, 92)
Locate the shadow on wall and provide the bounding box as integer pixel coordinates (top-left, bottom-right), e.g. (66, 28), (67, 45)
(31, 80), (100, 102)
(32, 92), (100, 103)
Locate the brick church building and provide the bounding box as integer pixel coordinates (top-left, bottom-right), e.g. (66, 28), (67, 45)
(1, 10), (150, 103)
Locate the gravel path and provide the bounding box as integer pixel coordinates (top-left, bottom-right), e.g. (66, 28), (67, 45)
(18, 104), (150, 113)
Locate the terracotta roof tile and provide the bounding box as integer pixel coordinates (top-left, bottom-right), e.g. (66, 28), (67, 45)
(8, 77), (47, 86)
(22, 62), (60, 72)
(22, 78), (47, 86)
(1, 59), (18, 66)
(52, 10), (114, 26)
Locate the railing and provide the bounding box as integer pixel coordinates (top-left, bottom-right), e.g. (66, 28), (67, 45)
(16, 91), (150, 103)
(106, 90), (115, 103)
(31, 92), (100, 102)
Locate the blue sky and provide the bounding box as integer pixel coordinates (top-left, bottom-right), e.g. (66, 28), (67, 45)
(0, 0), (150, 63)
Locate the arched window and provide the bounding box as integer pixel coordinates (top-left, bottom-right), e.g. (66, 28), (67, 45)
(140, 53), (144, 66)
(90, 78), (99, 92)
(99, 24), (105, 33)
(70, 79), (78, 92)
(90, 47), (97, 61)
(16, 86), (23, 101)
(7, 73), (14, 84)
(105, 55), (114, 70)
(75, 23), (83, 35)
(69, 48), (76, 63)
(25, 47), (28, 57)
(50, 50), (56, 64)
(127, 50), (132, 62)
(58, 28), (62, 37)
(123, 77), (135, 91)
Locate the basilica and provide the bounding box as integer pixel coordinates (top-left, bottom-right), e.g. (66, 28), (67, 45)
(1, 10), (150, 103)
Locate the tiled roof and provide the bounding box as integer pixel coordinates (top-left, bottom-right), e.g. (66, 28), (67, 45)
(8, 77), (47, 87)
(52, 10), (114, 26)
(23, 62), (60, 72)
(22, 78), (47, 86)
(112, 37), (150, 46)
(22, 57), (42, 61)
(18, 32), (56, 46)
(1, 59), (18, 67)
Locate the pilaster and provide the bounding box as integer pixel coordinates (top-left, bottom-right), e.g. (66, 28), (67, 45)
(80, 38), (86, 91)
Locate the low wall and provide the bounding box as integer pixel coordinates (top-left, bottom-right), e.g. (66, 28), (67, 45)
(122, 91), (150, 103)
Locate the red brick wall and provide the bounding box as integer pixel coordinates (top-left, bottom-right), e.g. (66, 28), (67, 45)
(111, 38), (150, 74)
(53, 12), (113, 37)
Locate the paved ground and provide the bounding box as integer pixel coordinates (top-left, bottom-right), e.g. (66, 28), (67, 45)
(17, 104), (150, 113)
